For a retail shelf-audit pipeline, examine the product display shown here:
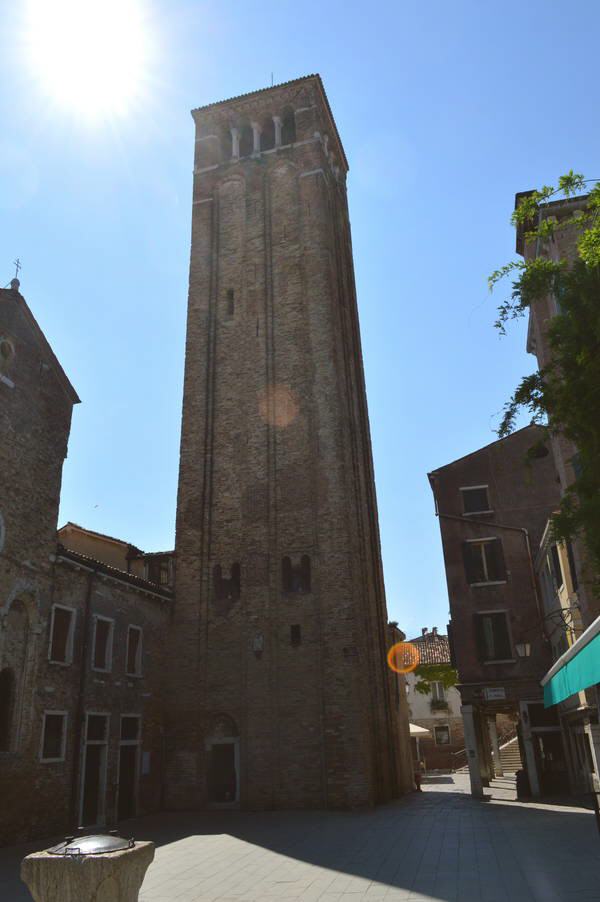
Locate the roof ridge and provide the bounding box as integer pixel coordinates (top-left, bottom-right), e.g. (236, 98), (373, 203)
(191, 74), (320, 113)
(56, 544), (172, 598)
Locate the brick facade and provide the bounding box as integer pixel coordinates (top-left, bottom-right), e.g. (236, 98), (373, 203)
(0, 283), (170, 845)
(168, 75), (408, 809)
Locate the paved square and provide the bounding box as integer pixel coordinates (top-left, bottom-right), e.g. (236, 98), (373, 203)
(2, 775), (598, 901)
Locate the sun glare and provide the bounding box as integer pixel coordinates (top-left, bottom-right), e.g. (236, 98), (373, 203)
(25, 0), (152, 123)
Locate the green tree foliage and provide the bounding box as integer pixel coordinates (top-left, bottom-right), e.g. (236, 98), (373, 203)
(414, 663), (458, 695)
(489, 172), (600, 572)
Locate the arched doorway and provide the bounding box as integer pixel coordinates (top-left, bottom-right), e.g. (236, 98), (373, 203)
(205, 714), (239, 806)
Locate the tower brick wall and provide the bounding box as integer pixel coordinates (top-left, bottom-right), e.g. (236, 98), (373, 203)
(169, 75), (405, 809)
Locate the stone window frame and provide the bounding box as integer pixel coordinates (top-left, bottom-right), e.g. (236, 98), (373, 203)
(48, 603), (77, 666)
(431, 681), (446, 702)
(91, 615), (115, 673)
(463, 537), (507, 587)
(474, 608), (516, 665)
(39, 710), (68, 763)
(433, 723), (451, 746)
(120, 713), (142, 744)
(125, 625), (143, 678)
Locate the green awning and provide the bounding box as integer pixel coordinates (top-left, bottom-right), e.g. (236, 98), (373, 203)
(542, 616), (600, 707)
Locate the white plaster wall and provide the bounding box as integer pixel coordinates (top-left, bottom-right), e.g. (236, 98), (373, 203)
(405, 672), (462, 720)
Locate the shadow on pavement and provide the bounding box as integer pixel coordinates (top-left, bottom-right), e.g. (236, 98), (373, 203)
(2, 783), (598, 902)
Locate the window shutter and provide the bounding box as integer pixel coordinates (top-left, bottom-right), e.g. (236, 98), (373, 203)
(463, 543), (484, 583)
(494, 613), (512, 660)
(487, 539), (506, 581)
(473, 615), (486, 662)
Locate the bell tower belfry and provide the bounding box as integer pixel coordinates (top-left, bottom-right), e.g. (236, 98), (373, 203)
(169, 75), (403, 809)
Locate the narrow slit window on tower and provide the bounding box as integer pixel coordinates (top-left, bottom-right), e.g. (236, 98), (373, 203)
(290, 625), (301, 647)
(226, 289), (235, 317)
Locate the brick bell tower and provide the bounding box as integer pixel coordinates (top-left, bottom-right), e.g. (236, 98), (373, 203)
(169, 75), (401, 809)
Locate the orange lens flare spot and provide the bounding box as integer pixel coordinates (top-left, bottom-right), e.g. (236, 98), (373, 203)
(387, 641), (420, 674)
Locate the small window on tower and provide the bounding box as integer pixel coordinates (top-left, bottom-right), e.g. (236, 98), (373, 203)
(290, 625), (301, 646)
(226, 289), (234, 317)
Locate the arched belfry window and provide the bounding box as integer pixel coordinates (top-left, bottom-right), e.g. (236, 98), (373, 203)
(0, 669), (14, 751)
(239, 124), (253, 158)
(221, 126), (233, 161)
(281, 108), (296, 145)
(261, 117), (275, 152)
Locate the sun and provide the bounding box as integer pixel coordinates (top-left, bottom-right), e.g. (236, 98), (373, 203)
(24, 0), (152, 123)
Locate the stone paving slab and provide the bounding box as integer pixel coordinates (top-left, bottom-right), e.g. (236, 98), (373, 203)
(1, 775), (598, 901)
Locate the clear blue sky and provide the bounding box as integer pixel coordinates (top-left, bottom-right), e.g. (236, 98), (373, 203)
(1, 1), (598, 640)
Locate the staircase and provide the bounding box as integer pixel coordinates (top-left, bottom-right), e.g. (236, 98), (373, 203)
(499, 736), (522, 774)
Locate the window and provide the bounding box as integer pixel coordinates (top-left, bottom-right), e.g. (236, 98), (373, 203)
(0, 337), (14, 370)
(463, 539), (506, 585)
(460, 486), (491, 514)
(431, 681), (445, 702)
(49, 605), (75, 664)
(121, 715), (140, 742)
(87, 713), (108, 742)
(126, 626), (143, 677)
(40, 711), (67, 761)
(213, 563), (241, 602)
(226, 289), (235, 317)
(281, 109), (296, 144)
(239, 123), (253, 157)
(566, 542), (579, 591)
(474, 612), (513, 662)
(282, 555), (311, 594)
(550, 545), (564, 589)
(92, 617), (114, 672)
(260, 116), (275, 151)
(434, 725), (450, 745)
(290, 625), (301, 647)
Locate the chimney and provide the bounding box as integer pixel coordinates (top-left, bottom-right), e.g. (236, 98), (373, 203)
(421, 627), (428, 636)
(432, 627), (438, 637)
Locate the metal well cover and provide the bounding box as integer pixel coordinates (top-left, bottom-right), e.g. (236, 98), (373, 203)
(48, 834), (135, 856)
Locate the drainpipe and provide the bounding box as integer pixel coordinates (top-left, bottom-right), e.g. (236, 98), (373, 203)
(69, 563), (96, 829)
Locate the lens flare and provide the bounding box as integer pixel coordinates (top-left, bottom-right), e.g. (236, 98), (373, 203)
(258, 384), (299, 428)
(387, 642), (420, 674)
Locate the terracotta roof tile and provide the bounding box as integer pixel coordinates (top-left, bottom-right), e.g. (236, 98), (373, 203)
(409, 631), (451, 665)
(56, 545), (172, 600)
